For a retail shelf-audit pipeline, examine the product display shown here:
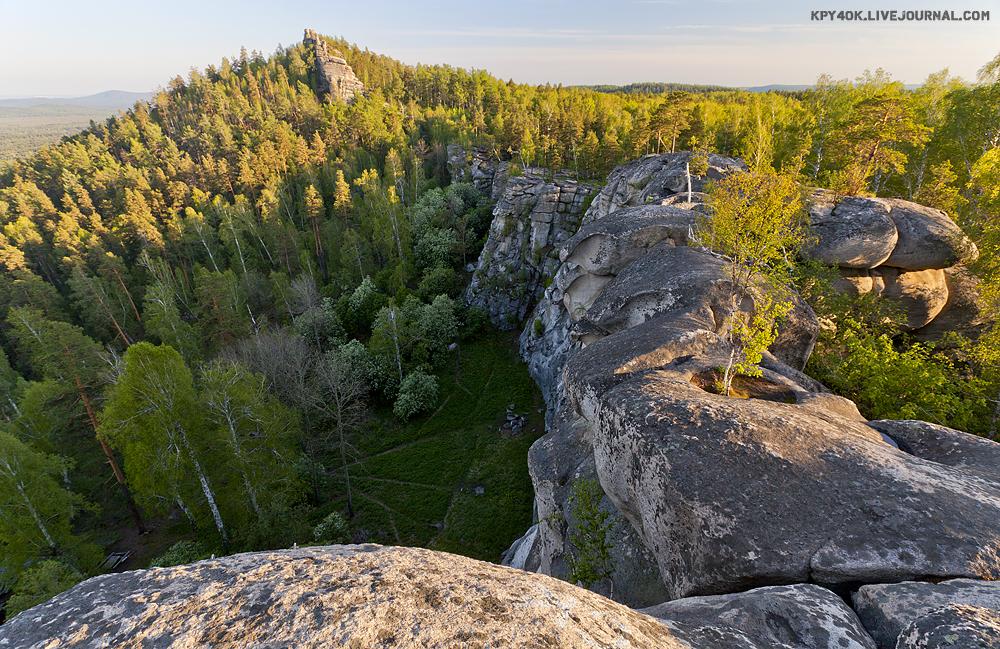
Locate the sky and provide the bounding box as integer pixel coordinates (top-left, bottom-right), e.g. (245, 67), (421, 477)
(1, 0), (998, 96)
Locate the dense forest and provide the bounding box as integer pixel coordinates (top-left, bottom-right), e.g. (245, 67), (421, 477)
(0, 32), (998, 617)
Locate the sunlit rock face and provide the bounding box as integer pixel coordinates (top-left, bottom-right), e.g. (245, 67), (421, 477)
(1, 545), (685, 649)
(507, 153), (1000, 607)
(303, 29), (365, 103)
(582, 152), (747, 223)
(4, 545), (888, 649)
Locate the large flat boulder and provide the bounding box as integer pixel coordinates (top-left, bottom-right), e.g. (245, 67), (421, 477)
(0, 545), (683, 649)
(643, 584), (877, 649)
(852, 579), (1000, 649)
(807, 193), (898, 269)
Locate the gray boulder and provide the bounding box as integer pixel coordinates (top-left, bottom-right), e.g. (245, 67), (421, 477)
(853, 579), (1000, 649)
(807, 193), (898, 269)
(868, 419), (1000, 484)
(0, 545), (684, 649)
(895, 604), (1000, 648)
(644, 583), (878, 649)
(883, 198), (979, 270)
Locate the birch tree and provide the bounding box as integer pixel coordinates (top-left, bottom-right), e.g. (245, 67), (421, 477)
(695, 167), (805, 395)
(100, 343), (230, 543)
(7, 307), (146, 533)
(0, 430), (90, 584)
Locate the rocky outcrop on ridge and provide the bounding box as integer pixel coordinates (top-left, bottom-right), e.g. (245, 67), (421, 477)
(5, 546), (890, 649)
(807, 190), (979, 331)
(505, 154), (1000, 613)
(446, 144), (505, 198)
(463, 161), (594, 329)
(303, 29), (365, 103)
(582, 151), (747, 222)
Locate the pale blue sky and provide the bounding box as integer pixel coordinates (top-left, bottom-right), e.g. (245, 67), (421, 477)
(1, 0), (998, 96)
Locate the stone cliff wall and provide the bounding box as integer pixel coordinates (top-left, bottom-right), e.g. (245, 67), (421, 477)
(457, 147), (595, 330)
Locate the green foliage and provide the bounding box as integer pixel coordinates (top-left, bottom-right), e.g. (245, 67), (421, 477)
(807, 318), (990, 433)
(313, 511), (350, 544)
(100, 343), (231, 541)
(696, 166), (805, 394)
(5, 560), (84, 618)
(567, 478), (613, 588)
(393, 370), (439, 420)
(0, 430), (95, 586)
(346, 335), (542, 560)
(149, 540), (211, 568)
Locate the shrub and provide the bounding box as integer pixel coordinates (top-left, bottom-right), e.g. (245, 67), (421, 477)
(567, 478), (613, 588)
(6, 560), (83, 617)
(417, 266), (461, 300)
(393, 370), (439, 420)
(149, 540), (211, 568)
(313, 511), (350, 544)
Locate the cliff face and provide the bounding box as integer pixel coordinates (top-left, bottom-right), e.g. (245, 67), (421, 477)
(455, 147), (595, 330)
(303, 29), (365, 103)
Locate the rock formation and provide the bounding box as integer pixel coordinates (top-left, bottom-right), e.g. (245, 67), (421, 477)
(446, 144), (504, 198)
(459, 149), (594, 329)
(643, 584), (879, 649)
(806, 189), (979, 331)
(504, 153), (1000, 617)
(4, 545), (886, 649)
(303, 29), (365, 103)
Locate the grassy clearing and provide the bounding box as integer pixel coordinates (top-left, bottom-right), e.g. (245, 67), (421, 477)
(335, 332), (544, 561)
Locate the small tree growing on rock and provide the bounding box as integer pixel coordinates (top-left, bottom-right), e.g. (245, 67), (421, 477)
(695, 166), (806, 396)
(567, 478), (613, 590)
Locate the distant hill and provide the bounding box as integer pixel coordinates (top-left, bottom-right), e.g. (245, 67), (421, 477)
(0, 90), (152, 110)
(743, 84), (812, 93)
(582, 82), (815, 95)
(0, 91), (152, 161)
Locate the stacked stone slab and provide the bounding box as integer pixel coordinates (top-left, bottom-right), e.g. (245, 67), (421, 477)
(807, 189), (979, 331)
(303, 29), (365, 103)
